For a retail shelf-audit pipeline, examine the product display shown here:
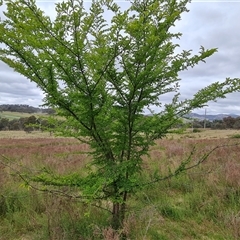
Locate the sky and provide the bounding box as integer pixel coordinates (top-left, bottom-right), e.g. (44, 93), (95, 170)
(0, 0), (240, 115)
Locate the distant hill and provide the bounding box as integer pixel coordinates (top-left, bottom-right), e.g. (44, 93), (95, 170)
(185, 113), (239, 121)
(0, 104), (54, 115)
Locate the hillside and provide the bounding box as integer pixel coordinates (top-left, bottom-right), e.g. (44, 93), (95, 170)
(0, 111), (47, 120)
(0, 104), (54, 115)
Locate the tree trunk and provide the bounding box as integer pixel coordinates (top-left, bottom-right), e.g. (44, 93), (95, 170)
(111, 192), (128, 237)
(112, 202), (121, 230)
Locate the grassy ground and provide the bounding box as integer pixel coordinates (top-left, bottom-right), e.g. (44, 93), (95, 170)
(0, 130), (239, 239)
(168, 128), (240, 139)
(0, 131), (54, 139)
(0, 111), (47, 120)
(0, 128), (239, 139)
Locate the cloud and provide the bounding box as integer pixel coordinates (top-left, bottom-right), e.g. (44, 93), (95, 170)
(0, 61), (44, 106)
(171, 2), (240, 114)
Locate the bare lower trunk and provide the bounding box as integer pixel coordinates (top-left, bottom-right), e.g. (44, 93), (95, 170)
(111, 192), (128, 232)
(112, 202), (121, 230)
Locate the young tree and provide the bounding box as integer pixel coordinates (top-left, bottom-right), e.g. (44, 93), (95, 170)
(0, 0), (240, 231)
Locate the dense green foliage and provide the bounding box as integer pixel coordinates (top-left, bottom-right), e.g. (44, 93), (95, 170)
(1, 0), (240, 231)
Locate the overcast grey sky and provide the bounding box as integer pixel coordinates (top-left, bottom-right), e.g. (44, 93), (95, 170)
(0, 1), (240, 115)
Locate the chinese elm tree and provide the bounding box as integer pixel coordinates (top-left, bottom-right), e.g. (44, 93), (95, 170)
(0, 0), (240, 231)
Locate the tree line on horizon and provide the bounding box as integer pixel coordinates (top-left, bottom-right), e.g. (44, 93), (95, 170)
(0, 104), (55, 114)
(191, 116), (240, 130)
(0, 115), (240, 132)
(0, 115), (53, 132)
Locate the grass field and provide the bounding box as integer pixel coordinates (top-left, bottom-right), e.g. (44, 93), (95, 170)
(0, 130), (240, 239)
(0, 111), (47, 120)
(0, 130), (54, 139)
(168, 128), (240, 139)
(0, 128), (239, 139)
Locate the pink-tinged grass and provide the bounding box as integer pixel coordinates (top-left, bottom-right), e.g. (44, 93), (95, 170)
(0, 133), (239, 239)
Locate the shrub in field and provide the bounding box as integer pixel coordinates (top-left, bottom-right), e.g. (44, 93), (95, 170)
(230, 134), (240, 139)
(193, 128), (202, 133)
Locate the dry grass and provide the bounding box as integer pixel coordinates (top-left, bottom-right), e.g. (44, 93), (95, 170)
(0, 137), (89, 175)
(0, 131), (54, 139)
(168, 128), (240, 139)
(0, 129), (240, 239)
